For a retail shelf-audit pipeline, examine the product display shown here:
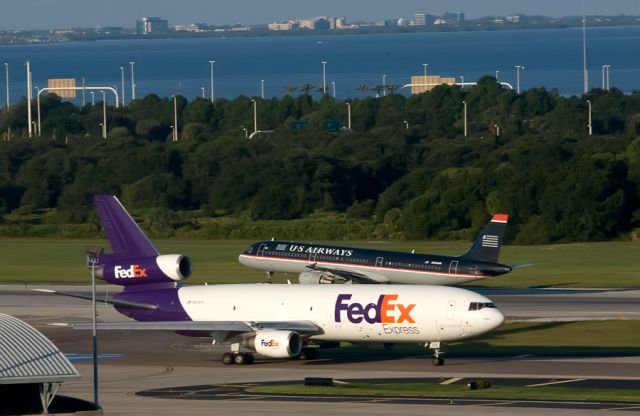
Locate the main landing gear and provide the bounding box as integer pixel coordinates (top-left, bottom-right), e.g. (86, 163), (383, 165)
(428, 342), (445, 366)
(295, 347), (317, 360)
(222, 352), (255, 365)
(266, 271), (274, 284)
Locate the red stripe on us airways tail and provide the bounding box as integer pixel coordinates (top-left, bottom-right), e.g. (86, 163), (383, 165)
(491, 214), (509, 223)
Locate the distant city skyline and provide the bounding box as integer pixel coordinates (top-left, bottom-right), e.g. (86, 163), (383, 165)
(1, 0), (639, 30)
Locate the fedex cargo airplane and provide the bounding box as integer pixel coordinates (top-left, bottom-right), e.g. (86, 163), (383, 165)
(239, 215), (512, 285)
(42, 195), (504, 366)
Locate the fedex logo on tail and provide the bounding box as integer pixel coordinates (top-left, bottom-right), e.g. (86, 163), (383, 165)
(335, 294), (416, 324)
(114, 264), (148, 279)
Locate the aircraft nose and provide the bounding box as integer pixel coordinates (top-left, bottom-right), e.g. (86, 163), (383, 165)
(487, 307), (505, 330)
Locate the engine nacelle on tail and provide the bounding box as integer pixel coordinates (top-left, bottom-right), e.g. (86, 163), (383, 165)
(97, 254), (192, 286)
(254, 331), (302, 358)
(299, 271), (334, 284)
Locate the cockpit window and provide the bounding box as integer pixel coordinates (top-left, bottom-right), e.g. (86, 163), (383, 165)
(468, 302), (496, 311)
(247, 246), (254, 254)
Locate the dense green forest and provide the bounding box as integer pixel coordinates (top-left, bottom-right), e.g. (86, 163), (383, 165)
(1, 77), (640, 243)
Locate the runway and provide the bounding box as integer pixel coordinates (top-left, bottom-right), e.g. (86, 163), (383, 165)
(1, 285), (639, 415)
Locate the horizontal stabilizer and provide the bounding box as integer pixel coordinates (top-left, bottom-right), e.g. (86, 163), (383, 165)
(510, 263), (533, 269)
(70, 320), (323, 335)
(34, 289), (158, 310)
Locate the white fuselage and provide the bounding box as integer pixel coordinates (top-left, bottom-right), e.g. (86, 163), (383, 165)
(176, 284), (504, 343)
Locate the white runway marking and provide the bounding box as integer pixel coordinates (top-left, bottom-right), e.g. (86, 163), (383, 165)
(440, 377), (463, 385)
(526, 378), (586, 387)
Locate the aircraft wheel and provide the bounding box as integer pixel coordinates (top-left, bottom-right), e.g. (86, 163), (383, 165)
(432, 356), (445, 366)
(234, 353), (247, 365)
(222, 353), (234, 365)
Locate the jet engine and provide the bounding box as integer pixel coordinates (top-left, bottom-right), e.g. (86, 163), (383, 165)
(298, 271), (334, 284)
(254, 331), (302, 358)
(97, 254), (192, 286)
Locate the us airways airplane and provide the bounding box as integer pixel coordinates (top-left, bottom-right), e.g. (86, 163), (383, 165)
(239, 214), (512, 285)
(41, 195), (504, 366)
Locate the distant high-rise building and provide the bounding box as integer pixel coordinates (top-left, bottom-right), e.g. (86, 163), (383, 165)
(314, 17), (331, 30)
(136, 17), (169, 35)
(413, 13), (427, 26)
(443, 12), (465, 24)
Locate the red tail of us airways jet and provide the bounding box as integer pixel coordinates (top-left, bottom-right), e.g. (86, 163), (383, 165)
(40, 195), (504, 366)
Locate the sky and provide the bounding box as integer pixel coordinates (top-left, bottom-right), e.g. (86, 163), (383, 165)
(1, 0), (640, 30)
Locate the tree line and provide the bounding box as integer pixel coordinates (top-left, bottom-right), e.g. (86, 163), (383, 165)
(1, 76), (640, 243)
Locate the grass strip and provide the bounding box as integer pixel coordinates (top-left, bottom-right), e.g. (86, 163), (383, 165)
(247, 382), (640, 402)
(1, 238), (640, 287)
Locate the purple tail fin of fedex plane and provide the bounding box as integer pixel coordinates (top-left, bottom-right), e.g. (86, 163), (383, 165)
(94, 195), (159, 258)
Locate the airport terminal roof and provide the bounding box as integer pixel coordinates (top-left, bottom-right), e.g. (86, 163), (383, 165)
(0, 313), (80, 384)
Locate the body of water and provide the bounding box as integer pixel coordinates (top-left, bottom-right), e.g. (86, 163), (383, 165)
(0, 26), (639, 104)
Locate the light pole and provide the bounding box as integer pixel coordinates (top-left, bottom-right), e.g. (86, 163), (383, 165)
(382, 74), (387, 97)
(90, 91), (95, 106)
(173, 95), (178, 142)
(403, 120), (409, 130)
(321, 61), (327, 95)
(331, 81), (336, 98)
(35, 86), (40, 136)
(494, 124), (500, 137)
(495, 70), (500, 81)
(515, 65), (525, 94)
(120, 66), (125, 106)
(587, 99), (592, 135)
(463, 100), (468, 138)
(582, 1), (588, 94)
(459, 75), (464, 86)
(82, 76), (86, 106)
(4, 63), (9, 109)
(209, 60), (215, 102)
(604, 65), (611, 90)
(200, 86), (205, 98)
(26, 61), (32, 138)
(86, 250), (100, 408)
(422, 64), (429, 93)
(129, 61), (136, 100)
(260, 79), (265, 99)
(242, 127), (248, 139)
(101, 91), (107, 139)
(602, 65), (606, 90)
(251, 99), (257, 134)
(345, 102), (351, 130)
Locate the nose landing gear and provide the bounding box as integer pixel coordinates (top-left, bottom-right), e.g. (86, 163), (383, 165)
(427, 341), (445, 366)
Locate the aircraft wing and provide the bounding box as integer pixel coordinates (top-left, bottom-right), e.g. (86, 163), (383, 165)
(34, 289), (158, 310)
(306, 264), (389, 284)
(69, 320), (323, 336)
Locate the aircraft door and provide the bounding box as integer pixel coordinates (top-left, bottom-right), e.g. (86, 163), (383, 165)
(309, 253), (317, 262)
(448, 260), (459, 275)
(375, 257), (384, 268)
(257, 243), (268, 260)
